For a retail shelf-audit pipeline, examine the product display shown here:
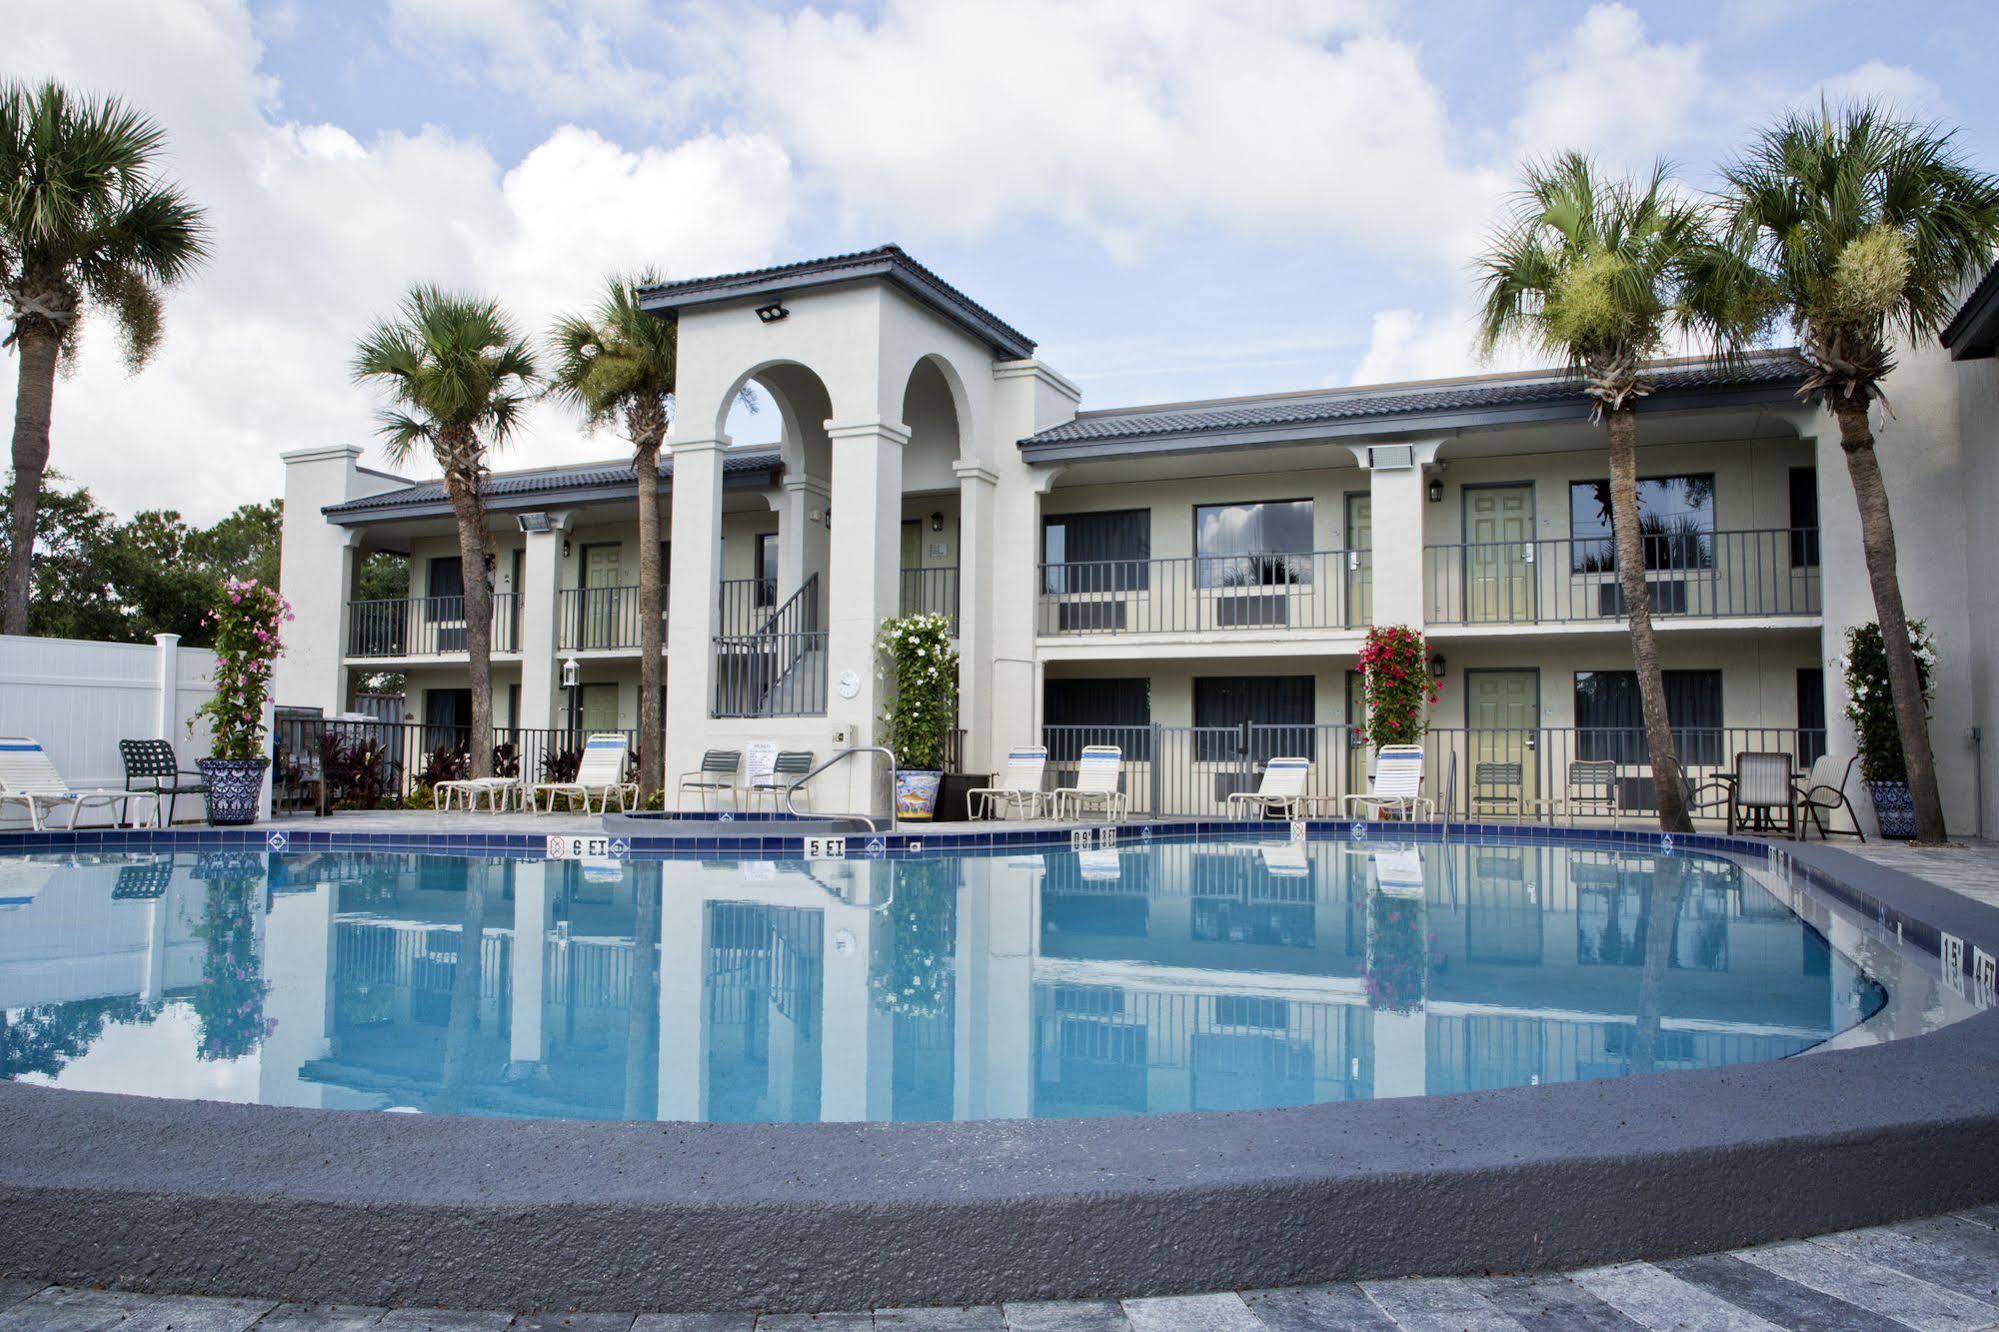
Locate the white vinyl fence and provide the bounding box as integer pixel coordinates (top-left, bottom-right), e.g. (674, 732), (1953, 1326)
(0, 633), (220, 827)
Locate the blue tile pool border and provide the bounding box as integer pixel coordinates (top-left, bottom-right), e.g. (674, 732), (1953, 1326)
(0, 827), (1994, 1314)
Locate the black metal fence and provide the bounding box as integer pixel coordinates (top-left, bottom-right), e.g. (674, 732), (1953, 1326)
(346, 594), (523, 657)
(1038, 549), (1369, 636)
(273, 714), (641, 813)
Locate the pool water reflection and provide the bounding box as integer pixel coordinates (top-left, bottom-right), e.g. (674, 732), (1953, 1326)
(0, 839), (1886, 1124)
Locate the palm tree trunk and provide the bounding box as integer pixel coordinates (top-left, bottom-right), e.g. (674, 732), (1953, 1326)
(634, 438), (665, 799)
(444, 462), (495, 780)
(3, 324), (60, 636)
(436, 864), (491, 1113)
(1628, 852), (1685, 1076)
(1608, 407), (1692, 832)
(1832, 394), (1946, 844)
(622, 865), (661, 1120)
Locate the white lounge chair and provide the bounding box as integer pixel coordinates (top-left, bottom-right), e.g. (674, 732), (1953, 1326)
(531, 734), (638, 814)
(0, 737), (159, 830)
(1052, 744), (1128, 821)
(968, 746), (1049, 821)
(435, 776), (520, 812)
(1342, 745), (1433, 822)
(1226, 756), (1311, 820)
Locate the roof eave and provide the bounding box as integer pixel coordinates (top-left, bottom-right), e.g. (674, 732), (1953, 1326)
(322, 463), (783, 526)
(1942, 264), (1999, 360)
(1016, 379), (1808, 464)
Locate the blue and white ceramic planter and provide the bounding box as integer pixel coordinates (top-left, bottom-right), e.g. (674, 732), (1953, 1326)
(199, 757), (269, 826)
(1866, 778), (1916, 840)
(893, 770), (943, 821)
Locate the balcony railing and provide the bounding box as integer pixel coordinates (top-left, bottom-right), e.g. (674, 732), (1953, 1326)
(900, 565), (959, 632)
(1038, 550), (1369, 636)
(1038, 722), (1826, 821)
(713, 574), (826, 718)
(346, 594), (522, 658)
(556, 585), (665, 651)
(1423, 528), (1821, 626)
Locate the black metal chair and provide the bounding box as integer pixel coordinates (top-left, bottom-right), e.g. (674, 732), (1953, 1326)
(119, 739), (209, 825)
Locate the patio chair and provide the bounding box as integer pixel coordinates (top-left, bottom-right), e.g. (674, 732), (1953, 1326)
(1225, 756), (1311, 820)
(1052, 744), (1128, 821)
(1342, 745), (1433, 822)
(532, 734), (640, 814)
(434, 776), (520, 812)
(1692, 751), (1797, 837)
(1563, 759), (1621, 825)
(675, 748), (743, 812)
(119, 739), (209, 825)
(969, 746), (1049, 821)
(1794, 753), (1864, 842)
(1469, 761), (1525, 820)
(750, 750), (816, 812)
(0, 737), (158, 830)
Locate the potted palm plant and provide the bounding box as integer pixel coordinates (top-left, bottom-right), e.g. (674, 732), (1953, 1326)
(192, 577), (291, 825)
(877, 613), (958, 821)
(1838, 621), (1936, 840)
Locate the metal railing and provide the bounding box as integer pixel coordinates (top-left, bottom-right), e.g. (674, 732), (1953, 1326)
(272, 714), (640, 812)
(556, 585), (665, 651)
(713, 574), (826, 718)
(1037, 722), (1827, 822)
(1423, 529), (1821, 626)
(346, 593), (523, 657)
(900, 565), (960, 632)
(1038, 550), (1368, 635)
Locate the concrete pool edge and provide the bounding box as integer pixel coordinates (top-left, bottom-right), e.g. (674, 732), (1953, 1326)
(0, 836), (1994, 1313)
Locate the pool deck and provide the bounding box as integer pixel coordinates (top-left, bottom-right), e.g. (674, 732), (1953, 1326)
(2, 832), (1996, 1328)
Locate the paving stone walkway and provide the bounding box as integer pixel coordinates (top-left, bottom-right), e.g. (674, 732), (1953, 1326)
(6, 840), (1995, 1332)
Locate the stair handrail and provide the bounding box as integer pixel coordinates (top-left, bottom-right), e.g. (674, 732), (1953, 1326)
(786, 744), (897, 834)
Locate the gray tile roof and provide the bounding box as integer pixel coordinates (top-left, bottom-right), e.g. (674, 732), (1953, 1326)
(1021, 353), (1810, 451)
(638, 244), (1036, 359)
(322, 447), (781, 521)
(1942, 260), (1999, 360)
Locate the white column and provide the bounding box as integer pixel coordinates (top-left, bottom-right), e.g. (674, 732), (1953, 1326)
(976, 856), (1038, 1120)
(780, 475), (832, 605)
(825, 420), (908, 812)
(658, 882), (707, 1120)
(1372, 1009), (1427, 1098)
(509, 862), (552, 1068)
(819, 873), (892, 1121)
(517, 521), (567, 733)
(154, 633), (181, 740)
(665, 436), (730, 783)
(954, 464), (998, 775)
(1354, 439), (1444, 630)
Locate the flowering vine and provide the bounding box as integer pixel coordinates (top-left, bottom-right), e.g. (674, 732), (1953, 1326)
(1837, 621), (1935, 783)
(1358, 624), (1440, 748)
(193, 577), (293, 761)
(876, 613), (959, 771)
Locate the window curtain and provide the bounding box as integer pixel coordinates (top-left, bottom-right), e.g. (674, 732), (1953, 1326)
(1043, 677), (1151, 761)
(1192, 675), (1316, 761)
(1043, 510), (1151, 592)
(1574, 670), (1722, 767)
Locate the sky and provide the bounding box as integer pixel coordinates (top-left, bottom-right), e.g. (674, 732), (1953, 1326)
(7, 0), (1999, 522)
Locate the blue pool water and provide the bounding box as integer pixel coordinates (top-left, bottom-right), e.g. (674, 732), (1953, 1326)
(0, 837), (1883, 1123)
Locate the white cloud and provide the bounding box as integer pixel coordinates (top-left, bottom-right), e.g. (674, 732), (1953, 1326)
(1508, 4), (1706, 171)
(384, 0), (676, 121)
(2, 0), (795, 520)
(1814, 61), (1943, 116)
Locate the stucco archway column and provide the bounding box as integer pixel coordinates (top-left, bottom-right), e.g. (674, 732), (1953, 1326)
(953, 462), (998, 775)
(778, 475), (831, 605)
(1345, 438), (1447, 630)
(825, 419), (909, 812)
(664, 436), (729, 783)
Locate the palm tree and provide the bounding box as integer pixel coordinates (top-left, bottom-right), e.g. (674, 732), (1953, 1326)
(0, 80), (209, 635)
(1476, 154), (1769, 832)
(1722, 103), (1999, 845)
(354, 286), (537, 779)
(546, 273), (678, 799)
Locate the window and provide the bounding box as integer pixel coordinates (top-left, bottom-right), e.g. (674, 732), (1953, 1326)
(1789, 467), (1820, 567)
(1043, 510), (1150, 593)
(1193, 675), (1315, 761)
(1797, 668), (1826, 766)
(1043, 677), (1150, 761)
(426, 556), (464, 602)
(1573, 670), (1723, 769)
(755, 532), (778, 607)
(1194, 500), (1312, 587)
(1568, 475), (1715, 573)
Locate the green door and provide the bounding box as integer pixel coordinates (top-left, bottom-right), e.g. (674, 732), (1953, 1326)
(582, 543), (623, 647)
(1344, 492), (1372, 627)
(1345, 669), (1369, 800)
(1466, 669), (1541, 818)
(1463, 486), (1535, 623)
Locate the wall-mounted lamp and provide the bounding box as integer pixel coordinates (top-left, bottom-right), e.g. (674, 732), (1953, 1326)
(561, 537), (572, 558)
(755, 300), (788, 324)
(1427, 477), (1445, 503)
(561, 657), (580, 690)
(1429, 652), (1446, 680)
(929, 510), (945, 533)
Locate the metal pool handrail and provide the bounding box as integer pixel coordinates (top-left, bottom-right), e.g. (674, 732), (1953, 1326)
(786, 745), (897, 834)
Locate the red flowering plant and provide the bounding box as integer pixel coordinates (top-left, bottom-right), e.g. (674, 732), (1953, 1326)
(193, 577), (294, 761)
(1357, 624), (1440, 748)
(1364, 889), (1430, 1014)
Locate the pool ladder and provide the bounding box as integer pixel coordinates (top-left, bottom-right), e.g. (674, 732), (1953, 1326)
(786, 745), (897, 834)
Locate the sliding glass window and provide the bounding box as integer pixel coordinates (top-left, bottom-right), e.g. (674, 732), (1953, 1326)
(1568, 475), (1715, 573)
(1194, 500), (1313, 587)
(1042, 509), (1150, 593)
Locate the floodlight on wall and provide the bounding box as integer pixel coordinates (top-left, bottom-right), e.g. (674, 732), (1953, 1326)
(929, 511), (944, 532)
(517, 511), (554, 533)
(755, 300), (788, 324)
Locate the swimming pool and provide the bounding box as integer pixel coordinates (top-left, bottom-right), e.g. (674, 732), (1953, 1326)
(0, 835), (1888, 1124)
